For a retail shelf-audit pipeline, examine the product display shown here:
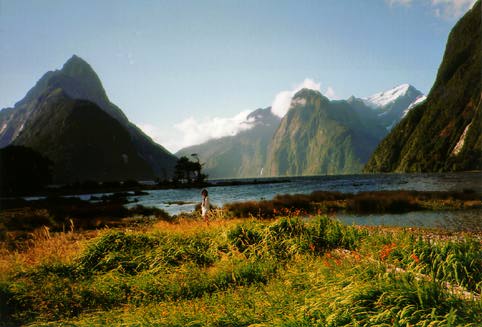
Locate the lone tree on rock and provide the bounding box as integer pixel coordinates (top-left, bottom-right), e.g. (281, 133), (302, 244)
(173, 156), (207, 183)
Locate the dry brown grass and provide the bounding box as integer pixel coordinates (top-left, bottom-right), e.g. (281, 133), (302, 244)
(152, 217), (250, 236)
(0, 215), (246, 280)
(0, 227), (100, 280)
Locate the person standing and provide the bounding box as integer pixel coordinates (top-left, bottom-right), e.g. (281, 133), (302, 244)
(201, 189), (210, 222)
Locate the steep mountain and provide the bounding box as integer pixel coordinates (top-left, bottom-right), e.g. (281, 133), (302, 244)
(365, 0), (481, 172)
(362, 84), (425, 130)
(0, 55), (176, 178)
(10, 89), (155, 183)
(176, 107), (280, 178)
(266, 89), (387, 176)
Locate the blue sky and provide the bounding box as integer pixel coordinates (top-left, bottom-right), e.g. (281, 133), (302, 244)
(0, 0), (476, 151)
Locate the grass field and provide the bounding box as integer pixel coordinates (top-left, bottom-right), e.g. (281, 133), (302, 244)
(1, 210), (481, 327)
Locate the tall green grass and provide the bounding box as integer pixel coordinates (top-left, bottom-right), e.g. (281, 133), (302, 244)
(1, 216), (481, 326)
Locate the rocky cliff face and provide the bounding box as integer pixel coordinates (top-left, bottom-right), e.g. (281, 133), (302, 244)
(12, 89), (155, 183)
(365, 1), (482, 172)
(176, 107), (280, 179)
(266, 89), (386, 176)
(0, 55), (177, 181)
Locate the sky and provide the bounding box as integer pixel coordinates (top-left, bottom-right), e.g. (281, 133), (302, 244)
(0, 0), (476, 152)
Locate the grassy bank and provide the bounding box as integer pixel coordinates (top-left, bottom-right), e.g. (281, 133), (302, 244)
(1, 215), (481, 326)
(223, 189), (482, 218)
(0, 195), (171, 250)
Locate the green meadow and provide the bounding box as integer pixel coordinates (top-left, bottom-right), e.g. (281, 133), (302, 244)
(1, 211), (481, 326)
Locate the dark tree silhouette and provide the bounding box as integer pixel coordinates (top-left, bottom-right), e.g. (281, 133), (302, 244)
(173, 156), (207, 183)
(0, 146), (53, 196)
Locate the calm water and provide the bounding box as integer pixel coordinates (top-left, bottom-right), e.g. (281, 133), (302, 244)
(120, 172), (482, 229)
(337, 209), (482, 231)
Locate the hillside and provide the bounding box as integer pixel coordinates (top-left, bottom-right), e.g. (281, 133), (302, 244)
(0, 55), (176, 179)
(176, 108), (280, 179)
(12, 89), (155, 183)
(177, 85), (422, 179)
(365, 1), (482, 172)
(362, 84), (424, 130)
(266, 89), (387, 176)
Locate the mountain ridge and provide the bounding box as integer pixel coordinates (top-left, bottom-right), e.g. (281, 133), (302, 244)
(360, 84), (424, 130)
(0, 55), (177, 181)
(176, 107), (280, 179)
(265, 88), (387, 176)
(175, 83), (424, 178)
(12, 89), (155, 183)
(365, 0), (482, 172)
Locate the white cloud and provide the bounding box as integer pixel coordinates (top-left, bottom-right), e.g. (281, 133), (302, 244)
(141, 78), (335, 152)
(324, 86), (337, 100)
(386, 0), (413, 6)
(386, 0), (476, 19)
(271, 78), (321, 117)
(430, 0), (476, 19)
(173, 110), (256, 150)
(138, 111), (256, 152)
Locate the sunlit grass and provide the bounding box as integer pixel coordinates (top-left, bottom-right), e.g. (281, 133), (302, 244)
(1, 214), (481, 326)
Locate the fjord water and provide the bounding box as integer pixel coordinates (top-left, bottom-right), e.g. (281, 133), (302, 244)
(126, 172), (482, 229)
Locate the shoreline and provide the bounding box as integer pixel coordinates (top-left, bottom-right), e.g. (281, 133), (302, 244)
(0, 178), (291, 200)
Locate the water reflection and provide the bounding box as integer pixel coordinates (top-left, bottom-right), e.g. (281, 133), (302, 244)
(336, 209), (482, 231)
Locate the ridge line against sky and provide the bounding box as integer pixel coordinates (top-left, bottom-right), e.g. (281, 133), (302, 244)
(0, 0), (476, 152)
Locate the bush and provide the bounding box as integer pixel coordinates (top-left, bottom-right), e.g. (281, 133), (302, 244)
(77, 232), (158, 274)
(128, 205), (171, 221)
(347, 191), (422, 214)
(151, 234), (219, 267)
(227, 224), (263, 252)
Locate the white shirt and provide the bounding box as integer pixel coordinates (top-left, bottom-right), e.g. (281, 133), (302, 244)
(201, 196), (210, 216)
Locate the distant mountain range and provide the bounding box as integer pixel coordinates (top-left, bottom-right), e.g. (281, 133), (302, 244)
(266, 89), (390, 176)
(176, 84), (424, 178)
(3, 0), (477, 183)
(0, 55), (177, 183)
(361, 84), (425, 130)
(365, 0), (481, 173)
(177, 108), (280, 179)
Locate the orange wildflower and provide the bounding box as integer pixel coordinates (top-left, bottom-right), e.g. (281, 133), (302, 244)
(410, 253), (420, 263)
(380, 242), (397, 261)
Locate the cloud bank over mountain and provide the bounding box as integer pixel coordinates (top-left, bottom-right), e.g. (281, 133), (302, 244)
(138, 110), (255, 152)
(142, 79), (336, 151)
(270, 79), (322, 118)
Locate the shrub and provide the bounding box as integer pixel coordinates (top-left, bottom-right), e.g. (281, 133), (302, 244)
(151, 234), (219, 268)
(128, 205), (171, 221)
(347, 191), (422, 214)
(77, 232), (158, 274)
(227, 224), (263, 253)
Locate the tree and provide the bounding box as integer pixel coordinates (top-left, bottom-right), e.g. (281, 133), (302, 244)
(173, 156), (207, 183)
(190, 153), (207, 183)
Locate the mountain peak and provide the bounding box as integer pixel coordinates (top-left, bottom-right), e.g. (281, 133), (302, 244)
(61, 54), (98, 79)
(293, 88), (323, 99)
(363, 84), (422, 109)
(65, 54), (85, 63)
(54, 55), (115, 116)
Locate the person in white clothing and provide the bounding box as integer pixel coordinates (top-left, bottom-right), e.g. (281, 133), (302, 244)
(201, 189), (210, 222)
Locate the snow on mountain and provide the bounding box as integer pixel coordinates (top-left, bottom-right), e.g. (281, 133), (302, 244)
(355, 84), (424, 131)
(363, 84), (412, 109)
(402, 95), (427, 117)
